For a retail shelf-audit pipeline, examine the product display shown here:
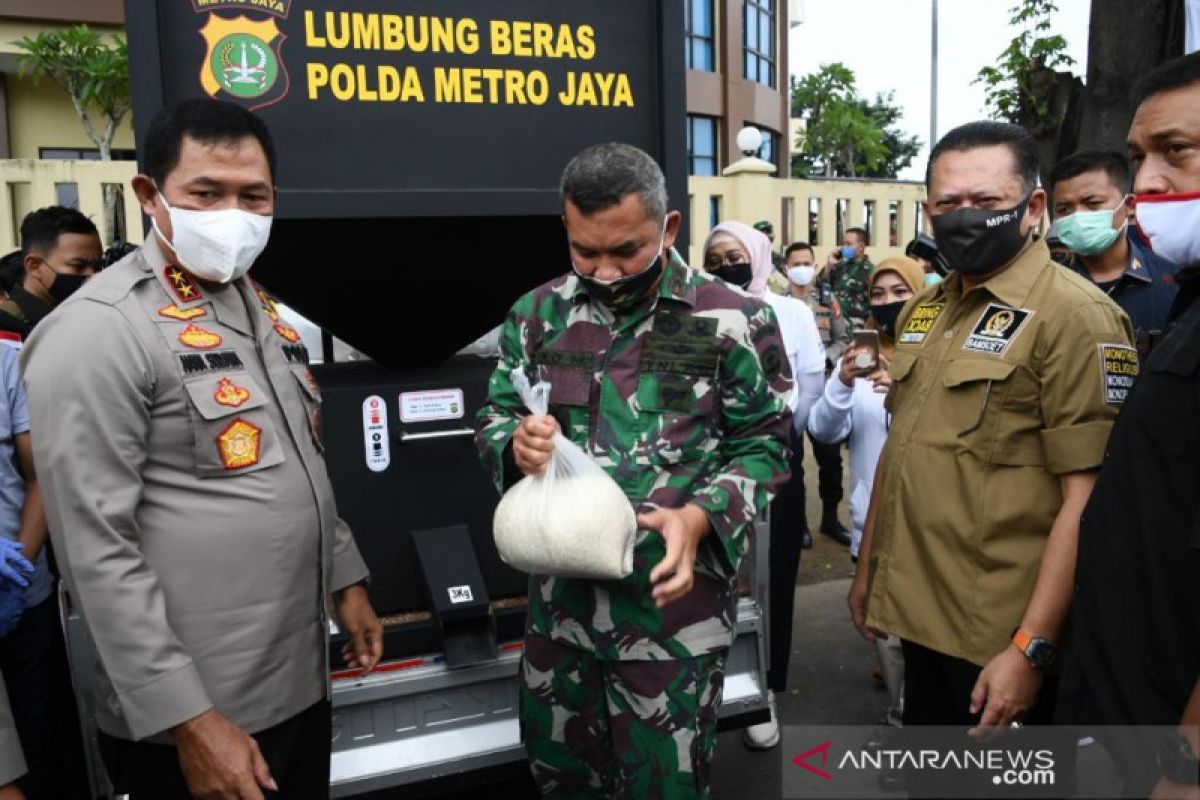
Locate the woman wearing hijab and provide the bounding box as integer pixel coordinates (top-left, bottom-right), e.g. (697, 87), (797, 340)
(808, 255), (923, 787)
(702, 221), (826, 750)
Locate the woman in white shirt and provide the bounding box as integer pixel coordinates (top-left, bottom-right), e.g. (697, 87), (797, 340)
(702, 221), (825, 750)
(808, 255), (924, 754)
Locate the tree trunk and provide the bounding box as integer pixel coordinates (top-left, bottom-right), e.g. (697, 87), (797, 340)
(1075, 0), (1184, 155)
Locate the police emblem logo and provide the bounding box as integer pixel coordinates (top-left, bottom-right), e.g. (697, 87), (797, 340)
(158, 304), (208, 322)
(216, 418), (261, 469)
(179, 323), (224, 350)
(196, 9), (290, 111)
(164, 266), (202, 304)
(214, 377), (251, 408)
(273, 322), (301, 343)
(963, 304), (1034, 355)
(1098, 343), (1139, 404)
(898, 302), (945, 345)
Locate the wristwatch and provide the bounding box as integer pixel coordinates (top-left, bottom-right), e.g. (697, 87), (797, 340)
(1157, 732), (1199, 785)
(1010, 628), (1057, 669)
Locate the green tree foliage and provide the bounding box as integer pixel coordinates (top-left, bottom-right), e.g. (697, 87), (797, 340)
(790, 63), (920, 179)
(976, 0), (1076, 124)
(16, 25), (131, 160)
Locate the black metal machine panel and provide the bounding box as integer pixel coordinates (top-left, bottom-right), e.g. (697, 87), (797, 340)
(315, 357), (524, 617)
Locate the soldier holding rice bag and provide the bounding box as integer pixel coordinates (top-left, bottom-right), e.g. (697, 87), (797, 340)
(475, 142), (793, 799)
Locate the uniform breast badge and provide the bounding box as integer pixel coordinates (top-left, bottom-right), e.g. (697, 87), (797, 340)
(255, 288), (280, 322)
(158, 304), (208, 321)
(214, 377), (251, 408)
(273, 322), (301, 343)
(963, 303), (1034, 355)
(179, 323), (223, 350)
(216, 418), (261, 469)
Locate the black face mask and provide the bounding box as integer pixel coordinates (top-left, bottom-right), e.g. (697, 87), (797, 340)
(575, 255), (664, 312)
(869, 300), (907, 339)
(41, 266), (89, 305)
(711, 262), (753, 288)
(930, 196), (1032, 277)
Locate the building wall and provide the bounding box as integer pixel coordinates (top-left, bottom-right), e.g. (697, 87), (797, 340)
(685, 0), (790, 174)
(4, 74), (135, 160)
(0, 1), (123, 26)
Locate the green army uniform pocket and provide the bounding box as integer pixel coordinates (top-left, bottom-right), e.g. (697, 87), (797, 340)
(181, 373), (285, 477)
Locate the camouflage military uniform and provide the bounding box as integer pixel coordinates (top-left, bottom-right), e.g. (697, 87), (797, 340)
(827, 256), (874, 332)
(476, 250), (792, 798)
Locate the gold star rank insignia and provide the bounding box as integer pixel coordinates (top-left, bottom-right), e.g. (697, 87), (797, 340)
(214, 377), (251, 408)
(158, 304), (208, 322)
(178, 323), (223, 350)
(164, 266), (202, 304)
(216, 418), (261, 470)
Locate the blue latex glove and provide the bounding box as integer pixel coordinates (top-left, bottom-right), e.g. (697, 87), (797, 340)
(0, 539), (31, 588)
(0, 580), (25, 638)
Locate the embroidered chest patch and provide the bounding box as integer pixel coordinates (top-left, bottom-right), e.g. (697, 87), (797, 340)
(962, 304), (1034, 356)
(178, 323), (223, 350)
(164, 266), (202, 304)
(216, 418), (261, 470)
(158, 304), (207, 322)
(898, 302), (946, 345)
(214, 377), (251, 408)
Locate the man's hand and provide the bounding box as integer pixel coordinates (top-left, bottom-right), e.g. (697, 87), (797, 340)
(641, 505), (710, 608)
(513, 415), (559, 477)
(968, 646), (1043, 738)
(172, 709), (276, 799)
(0, 782), (25, 800)
(336, 584), (382, 676)
(848, 567), (884, 643)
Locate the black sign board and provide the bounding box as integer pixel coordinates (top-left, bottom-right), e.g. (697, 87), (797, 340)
(126, 1), (685, 220)
(125, 1), (686, 367)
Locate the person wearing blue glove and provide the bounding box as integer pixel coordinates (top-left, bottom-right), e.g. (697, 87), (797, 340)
(0, 541), (31, 591)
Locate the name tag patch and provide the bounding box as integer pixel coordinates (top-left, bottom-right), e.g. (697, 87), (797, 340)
(899, 302), (945, 345)
(178, 350), (244, 375)
(963, 304), (1033, 355)
(1099, 343), (1139, 404)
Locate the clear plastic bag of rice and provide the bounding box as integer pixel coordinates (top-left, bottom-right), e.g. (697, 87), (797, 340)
(493, 371), (636, 580)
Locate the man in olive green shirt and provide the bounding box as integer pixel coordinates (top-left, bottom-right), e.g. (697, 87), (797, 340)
(849, 122), (1132, 738)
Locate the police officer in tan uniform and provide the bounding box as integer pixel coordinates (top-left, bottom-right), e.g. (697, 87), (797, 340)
(848, 122), (1134, 748)
(21, 99), (382, 799)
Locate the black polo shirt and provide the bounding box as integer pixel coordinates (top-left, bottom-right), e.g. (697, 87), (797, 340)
(1062, 261), (1200, 793)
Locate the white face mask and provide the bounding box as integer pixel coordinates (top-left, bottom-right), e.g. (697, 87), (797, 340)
(1134, 193), (1200, 266)
(787, 265), (816, 286)
(152, 190), (272, 284)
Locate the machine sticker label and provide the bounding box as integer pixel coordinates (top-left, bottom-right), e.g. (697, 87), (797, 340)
(399, 389), (465, 423)
(898, 302), (945, 345)
(1099, 343), (1139, 404)
(448, 585), (474, 604)
(362, 395), (390, 473)
(962, 304), (1034, 356)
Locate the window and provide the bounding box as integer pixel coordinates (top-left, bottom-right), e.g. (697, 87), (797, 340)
(40, 147), (136, 161)
(743, 0), (776, 88)
(687, 115), (719, 176)
(758, 127), (779, 169)
(686, 0), (715, 71)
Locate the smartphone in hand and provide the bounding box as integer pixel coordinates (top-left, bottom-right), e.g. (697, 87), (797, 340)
(852, 330), (881, 370)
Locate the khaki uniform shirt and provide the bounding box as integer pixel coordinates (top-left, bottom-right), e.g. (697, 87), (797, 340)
(866, 241), (1134, 666)
(21, 237), (368, 742)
